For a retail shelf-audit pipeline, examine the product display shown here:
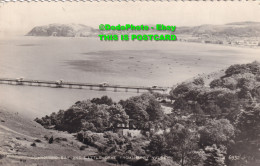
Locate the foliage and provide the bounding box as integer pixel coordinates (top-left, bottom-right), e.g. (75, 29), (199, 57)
(193, 77), (205, 86)
(34, 62), (260, 166)
(204, 144), (227, 166)
(209, 79), (223, 89)
(199, 119), (235, 147)
(235, 105), (260, 140)
(48, 136), (54, 144)
(167, 62), (260, 165)
(228, 104), (260, 163)
(225, 61), (260, 77)
(119, 93), (164, 129)
(147, 135), (167, 156)
(164, 124), (202, 166)
(77, 131), (95, 145)
(90, 96), (114, 106)
(35, 97), (129, 133)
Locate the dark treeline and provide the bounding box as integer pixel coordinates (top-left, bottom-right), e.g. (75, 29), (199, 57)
(35, 61), (260, 166)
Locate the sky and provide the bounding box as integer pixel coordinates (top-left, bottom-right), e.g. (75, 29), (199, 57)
(0, 1), (259, 36)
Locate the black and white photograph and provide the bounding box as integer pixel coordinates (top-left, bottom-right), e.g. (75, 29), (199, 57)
(0, 1), (260, 166)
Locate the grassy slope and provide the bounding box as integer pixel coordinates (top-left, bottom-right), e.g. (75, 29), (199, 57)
(0, 107), (111, 166)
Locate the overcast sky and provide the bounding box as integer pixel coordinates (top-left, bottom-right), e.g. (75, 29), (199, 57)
(0, 1), (259, 37)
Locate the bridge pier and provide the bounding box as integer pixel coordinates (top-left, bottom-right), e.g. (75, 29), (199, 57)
(99, 87), (106, 91)
(0, 78), (168, 93)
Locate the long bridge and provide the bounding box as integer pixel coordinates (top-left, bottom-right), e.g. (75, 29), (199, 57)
(0, 78), (169, 93)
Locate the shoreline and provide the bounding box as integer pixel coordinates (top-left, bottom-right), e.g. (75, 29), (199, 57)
(1, 35), (259, 50)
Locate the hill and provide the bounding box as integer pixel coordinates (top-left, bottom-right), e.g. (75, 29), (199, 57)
(26, 22), (260, 38)
(176, 22), (260, 38)
(0, 107), (110, 166)
(27, 23), (99, 37)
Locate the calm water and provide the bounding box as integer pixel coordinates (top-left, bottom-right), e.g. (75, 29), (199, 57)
(0, 36), (259, 118)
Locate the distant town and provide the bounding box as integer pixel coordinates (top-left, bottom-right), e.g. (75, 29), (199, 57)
(177, 34), (259, 48)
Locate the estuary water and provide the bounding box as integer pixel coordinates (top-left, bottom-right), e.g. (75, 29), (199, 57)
(0, 36), (259, 118)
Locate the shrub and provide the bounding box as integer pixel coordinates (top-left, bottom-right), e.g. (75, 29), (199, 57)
(83, 135), (94, 145)
(77, 131), (95, 146)
(193, 77), (205, 86)
(91, 96), (113, 106)
(133, 159), (147, 166)
(91, 134), (101, 142)
(44, 135), (49, 140)
(77, 132), (84, 142)
(79, 145), (88, 150)
(48, 136), (54, 144)
(54, 137), (68, 143)
(106, 158), (118, 164)
(34, 139), (41, 143)
(210, 79), (223, 88)
(0, 154), (6, 159)
(30, 143), (36, 147)
(225, 62), (260, 77)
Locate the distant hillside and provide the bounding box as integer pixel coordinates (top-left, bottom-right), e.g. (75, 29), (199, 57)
(27, 23), (99, 37)
(0, 108), (108, 165)
(176, 22), (260, 38)
(27, 22), (260, 38)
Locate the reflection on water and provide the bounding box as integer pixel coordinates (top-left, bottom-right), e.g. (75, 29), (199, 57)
(0, 36), (259, 118)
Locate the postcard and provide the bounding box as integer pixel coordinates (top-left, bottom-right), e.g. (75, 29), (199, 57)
(0, 1), (259, 166)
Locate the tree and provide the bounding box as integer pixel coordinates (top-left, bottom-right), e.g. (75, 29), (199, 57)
(237, 77), (255, 91)
(173, 97), (191, 114)
(236, 105), (260, 141)
(147, 134), (167, 156)
(199, 119), (235, 147)
(246, 61), (260, 75)
(170, 83), (192, 99)
(48, 136), (54, 144)
(91, 95), (113, 106)
(210, 79), (223, 89)
(164, 124), (200, 166)
(120, 93), (164, 129)
(123, 99), (149, 128)
(36, 99), (127, 133)
(204, 102), (222, 116)
(225, 64), (248, 77)
(107, 104), (129, 128)
(225, 61), (260, 77)
(193, 77), (205, 86)
(222, 77), (237, 90)
(145, 98), (164, 121)
(204, 144), (226, 166)
(57, 107), (88, 132)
